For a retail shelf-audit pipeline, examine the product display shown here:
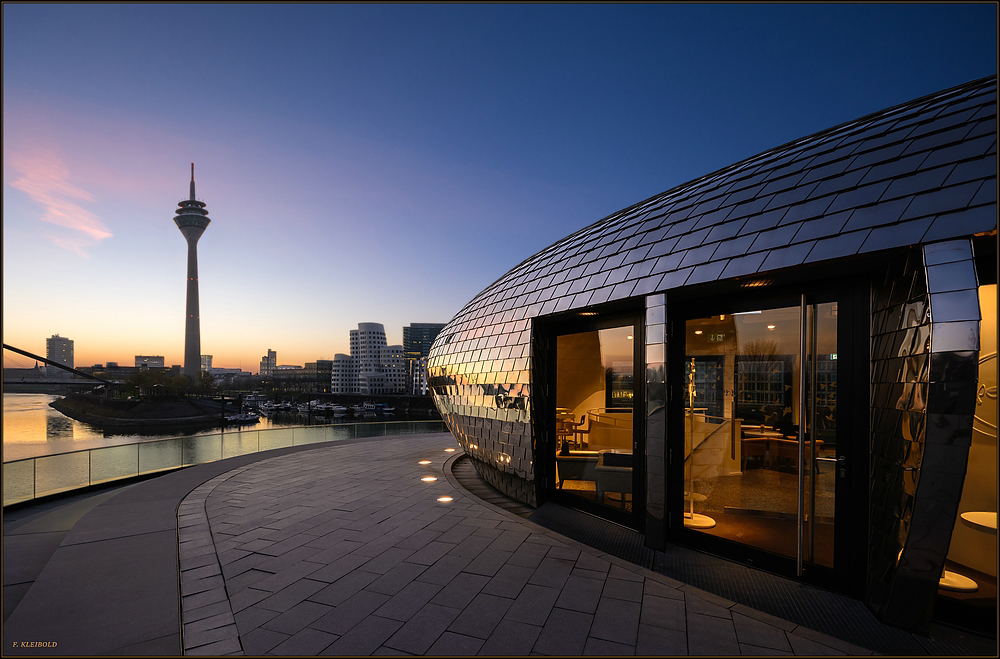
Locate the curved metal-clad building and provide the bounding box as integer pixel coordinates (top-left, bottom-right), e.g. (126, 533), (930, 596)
(429, 75), (996, 631)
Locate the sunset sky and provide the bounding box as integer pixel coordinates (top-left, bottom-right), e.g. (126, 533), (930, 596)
(3, 4), (995, 371)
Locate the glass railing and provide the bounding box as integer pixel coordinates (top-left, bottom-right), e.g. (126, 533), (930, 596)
(3, 420), (446, 507)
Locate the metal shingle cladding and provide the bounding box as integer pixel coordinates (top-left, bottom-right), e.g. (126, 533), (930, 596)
(428, 75), (996, 499)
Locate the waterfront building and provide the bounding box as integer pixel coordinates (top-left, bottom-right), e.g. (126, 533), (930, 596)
(303, 360), (334, 393)
(329, 323), (408, 395)
(376, 344), (408, 394)
(404, 323), (446, 394)
(259, 349), (276, 376)
(200, 355), (212, 371)
(173, 164), (211, 379)
(403, 323), (446, 360)
(410, 356), (430, 395)
(78, 364), (182, 382)
(428, 76), (997, 634)
(45, 335), (73, 370)
(135, 355), (165, 369)
(331, 354), (353, 393)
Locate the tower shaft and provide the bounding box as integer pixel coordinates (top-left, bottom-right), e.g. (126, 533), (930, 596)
(183, 238), (202, 378)
(174, 164), (211, 379)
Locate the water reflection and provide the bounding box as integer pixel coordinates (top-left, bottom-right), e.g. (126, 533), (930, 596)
(3, 393), (440, 461)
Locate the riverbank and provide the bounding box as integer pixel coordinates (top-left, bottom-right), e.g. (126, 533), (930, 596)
(49, 393), (228, 430)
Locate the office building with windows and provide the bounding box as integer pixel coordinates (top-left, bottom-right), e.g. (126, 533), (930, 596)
(259, 349), (277, 376)
(329, 323), (408, 395)
(428, 76), (997, 633)
(45, 335), (74, 369)
(135, 355), (166, 369)
(403, 323), (446, 359)
(404, 323), (446, 394)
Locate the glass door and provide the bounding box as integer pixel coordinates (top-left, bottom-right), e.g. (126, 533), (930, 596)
(551, 322), (642, 527)
(680, 299), (839, 574)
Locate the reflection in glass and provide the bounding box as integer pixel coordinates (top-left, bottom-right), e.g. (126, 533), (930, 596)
(684, 304), (837, 566)
(555, 326), (634, 511)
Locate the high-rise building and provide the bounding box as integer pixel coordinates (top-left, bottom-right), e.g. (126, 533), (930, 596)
(260, 349), (276, 376)
(201, 355), (213, 371)
(330, 323), (407, 395)
(410, 356), (430, 395)
(403, 323), (446, 360)
(135, 355), (165, 368)
(174, 164), (211, 379)
(45, 334), (74, 369)
(403, 324), (445, 394)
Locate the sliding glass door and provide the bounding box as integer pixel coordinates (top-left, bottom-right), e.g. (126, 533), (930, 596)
(675, 295), (845, 579)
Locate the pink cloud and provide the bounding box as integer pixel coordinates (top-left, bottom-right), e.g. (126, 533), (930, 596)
(8, 149), (113, 255)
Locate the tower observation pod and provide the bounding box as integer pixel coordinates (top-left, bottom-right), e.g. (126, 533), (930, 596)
(174, 163), (211, 379)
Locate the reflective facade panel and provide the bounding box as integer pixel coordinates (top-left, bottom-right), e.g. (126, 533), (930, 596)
(430, 75), (995, 511)
(428, 76), (997, 630)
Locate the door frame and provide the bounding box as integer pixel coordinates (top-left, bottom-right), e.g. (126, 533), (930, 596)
(665, 277), (869, 596)
(533, 306), (646, 531)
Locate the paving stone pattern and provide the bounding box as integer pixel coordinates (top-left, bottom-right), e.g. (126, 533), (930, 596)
(178, 433), (872, 655)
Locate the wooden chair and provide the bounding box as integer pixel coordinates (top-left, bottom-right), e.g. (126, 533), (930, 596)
(573, 414), (592, 448)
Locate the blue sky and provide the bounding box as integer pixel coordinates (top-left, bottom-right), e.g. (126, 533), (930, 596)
(3, 3), (995, 370)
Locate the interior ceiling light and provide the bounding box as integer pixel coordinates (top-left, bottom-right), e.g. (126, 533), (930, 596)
(741, 279), (772, 288)
(579, 311), (598, 316)
(627, 335), (634, 340)
(694, 330), (704, 335)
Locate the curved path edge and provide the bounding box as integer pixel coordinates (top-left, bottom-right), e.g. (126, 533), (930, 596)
(3, 434), (421, 656)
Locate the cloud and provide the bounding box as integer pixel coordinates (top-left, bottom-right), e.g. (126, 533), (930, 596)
(8, 149), (113, 255)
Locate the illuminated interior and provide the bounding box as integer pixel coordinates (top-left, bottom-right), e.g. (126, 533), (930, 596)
(554, 326), (635, 511)
(683, 304), (837, 565)
(938, 283), (997, 613)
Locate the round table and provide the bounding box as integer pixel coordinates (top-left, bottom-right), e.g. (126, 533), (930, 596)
(960, 511), (997, 534)
(938, 511), (996, 592)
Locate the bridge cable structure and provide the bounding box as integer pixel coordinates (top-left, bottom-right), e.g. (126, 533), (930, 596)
(2, 344), (113, 384)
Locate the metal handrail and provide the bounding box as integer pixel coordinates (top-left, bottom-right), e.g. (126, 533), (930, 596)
(3, 420), (446, 507)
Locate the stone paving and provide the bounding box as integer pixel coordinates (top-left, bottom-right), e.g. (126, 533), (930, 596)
(178, 433), (873, 656)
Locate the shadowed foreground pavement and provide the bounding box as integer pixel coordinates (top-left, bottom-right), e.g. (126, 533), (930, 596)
(6, 432), (881, 655)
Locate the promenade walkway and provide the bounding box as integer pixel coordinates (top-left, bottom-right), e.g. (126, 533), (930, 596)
(3, 432), (989, 655)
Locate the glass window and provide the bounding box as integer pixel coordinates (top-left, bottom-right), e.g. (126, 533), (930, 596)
(683, 304), (837, 567)
(555, 326), (635, 511)
(939, 284), (997, 616)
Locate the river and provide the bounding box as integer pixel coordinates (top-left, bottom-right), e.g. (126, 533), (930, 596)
(2, 393), (439, 462)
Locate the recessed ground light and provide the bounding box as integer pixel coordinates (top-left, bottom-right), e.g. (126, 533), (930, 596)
(437, 496), (453, 503)
(421, 476), (437, 482)
(418, 460), (432, 465)
(767, 324), (776, 330)
(444, 448), (455, 452)
(694, 330), (703, 335)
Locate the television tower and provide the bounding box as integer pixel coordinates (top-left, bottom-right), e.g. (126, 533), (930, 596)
(174, 164), (211, 379)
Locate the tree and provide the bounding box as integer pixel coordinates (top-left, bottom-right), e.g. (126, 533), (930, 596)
(195, 370), (216, 394)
